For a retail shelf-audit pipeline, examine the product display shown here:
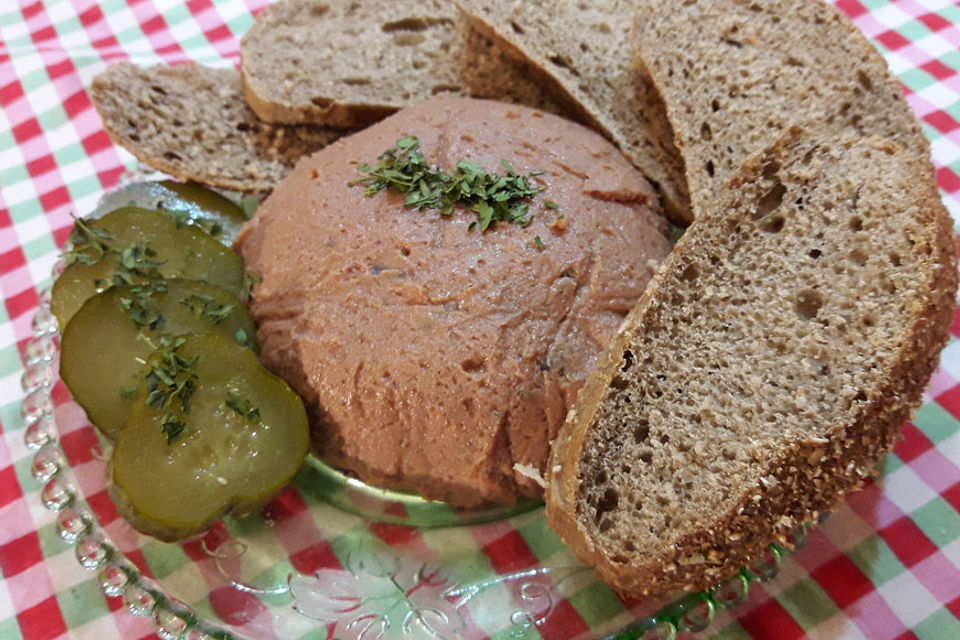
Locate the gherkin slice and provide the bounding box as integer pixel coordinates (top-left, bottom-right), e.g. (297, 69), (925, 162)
(51, 207), (245, 330)
(158, 180), (251, 239)
(111, 333), (309, 542)
(60, 279), (257, 440)
(90, 180), (248, 246)
(92, 180), (250, 243)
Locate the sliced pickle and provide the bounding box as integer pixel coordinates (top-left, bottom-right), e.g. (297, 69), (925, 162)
(92, 180), (250, 243)
(60, 279), (257, 440)
(159, 180), (251, 235)
(51, 207), (245, 330)
(111, 333), (309, 542)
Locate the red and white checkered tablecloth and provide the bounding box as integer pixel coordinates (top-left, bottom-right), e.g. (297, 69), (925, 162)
(1, 1), (960, 639)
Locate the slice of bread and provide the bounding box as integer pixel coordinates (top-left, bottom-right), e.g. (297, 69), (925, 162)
(457, 16), (567, 117)
(545, 130), (957, 597)
(241, 0), (463, 128)
(632, 0), (932, 215)
(455, 0), (690, 224)
(91, 62), (346, 192)
(240, 0), (566, 128)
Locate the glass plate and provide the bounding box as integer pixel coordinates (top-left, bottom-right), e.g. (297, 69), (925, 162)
(21, 182), (806, 640)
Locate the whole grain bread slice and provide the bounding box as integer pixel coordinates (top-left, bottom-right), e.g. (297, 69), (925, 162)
(239, 0), (563, 128)
(631, 0), (932, 216)
(545, 130), (957, 597)
(455, 0), (690, 224)
(457, 16), (566, 117)
(91, 62), (346, 192)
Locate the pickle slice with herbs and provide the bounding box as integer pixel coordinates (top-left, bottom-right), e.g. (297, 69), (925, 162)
(158, 180), (252, 238)
(51, 207), (245, 330)
(111, 333), (309, 542)
(93, 180), (251, 243)
(60, 279), (257, 440)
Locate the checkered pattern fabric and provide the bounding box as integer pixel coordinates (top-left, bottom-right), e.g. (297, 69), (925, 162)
(1, 1), (959, 639)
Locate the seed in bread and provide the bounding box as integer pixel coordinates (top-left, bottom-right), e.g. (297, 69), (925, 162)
(91, 62), (347, 192)
(545, 131), (958, 597)
(631, 0), (932, 216)
(455, 0), (690, 224)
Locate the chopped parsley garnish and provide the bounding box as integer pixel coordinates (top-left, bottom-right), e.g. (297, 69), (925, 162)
(350, 136), (552, 232)
(180, 293), (235, 324)
(120, 243), (164, 272)
(242, 272), (261, 302)
(225, 392), (260, 421)
(64, 215), (169, 293)
(235, 328), (255, 351)
(119, 284), (167, 331)
(163, 209), (223, 238)
(108, 250), (170, 330)
(533, 235), (545, 251)
(64, 215), (114, 266)
(143, 336), (199, 444)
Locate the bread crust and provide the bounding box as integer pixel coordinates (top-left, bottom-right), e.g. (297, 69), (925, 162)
(241, 72), (399, 129)
(546, 134), (958, 597)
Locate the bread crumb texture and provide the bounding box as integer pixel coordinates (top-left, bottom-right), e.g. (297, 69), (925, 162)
(241, 0), (581, 129)
(546, 132), (957, 598)
(91, 62), (345, 192)
(632, 0), (932, 216)
(241, 0), (464, 127)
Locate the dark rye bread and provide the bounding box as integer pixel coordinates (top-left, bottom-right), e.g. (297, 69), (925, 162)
(545, 131), (957, 597)
(91, 62), (346, 192)
(455, 0), (690, 224)
(240, 0), (562, 128)
(458, 17), (566, 117)
(632, 0), (932, 216)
